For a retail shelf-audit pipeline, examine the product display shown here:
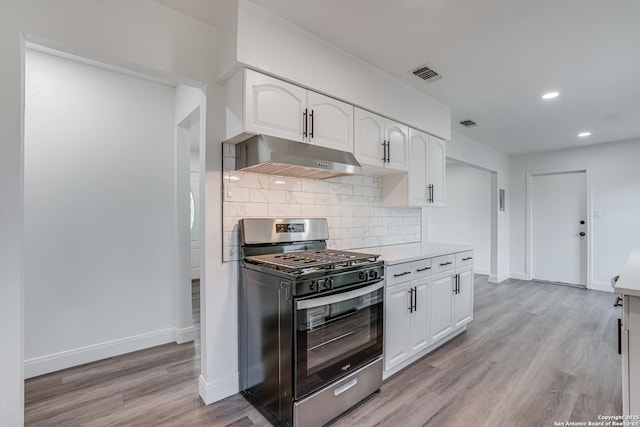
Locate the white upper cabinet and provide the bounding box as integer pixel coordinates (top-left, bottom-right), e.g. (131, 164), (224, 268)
(306, 91), (353, 152)
(244, 69), (307, 142)
(408, 129), (429, 207)
(381, 128), (446, 207)
(353, 109), (385, 167)
(225, 68), (354, 152)
(428, 135), (446, 207)
(385, 119), (409, 171)
(354, 107), (408, 173)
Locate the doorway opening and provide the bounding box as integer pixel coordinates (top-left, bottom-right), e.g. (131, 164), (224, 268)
(527, 170), (590, 288)
(428, 158), (498, 280)
(176, 106), (202, 339)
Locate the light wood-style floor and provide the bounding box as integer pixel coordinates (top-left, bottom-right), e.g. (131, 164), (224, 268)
(25, 276), (622, 426)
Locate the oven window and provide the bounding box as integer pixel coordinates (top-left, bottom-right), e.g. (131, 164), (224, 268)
(295, 284), (383, 398)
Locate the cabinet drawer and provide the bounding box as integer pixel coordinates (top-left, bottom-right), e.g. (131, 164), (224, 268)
(412, 258), (432, 279)
(386, 262), (414, 287)
(456, 251), (475, 268)
(431, 254), (456, 275)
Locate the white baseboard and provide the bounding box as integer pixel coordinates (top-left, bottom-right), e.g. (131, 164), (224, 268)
(24, 326), (195, 378)
(176, 325), (198, 344)
(488, 273), (511, 283)
(199, 373), (239, 405)
(590, 280), (613, 293)
(510, 272), (530, 281)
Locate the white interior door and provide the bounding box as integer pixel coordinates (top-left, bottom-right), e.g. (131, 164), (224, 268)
(531, 172), (587, 286)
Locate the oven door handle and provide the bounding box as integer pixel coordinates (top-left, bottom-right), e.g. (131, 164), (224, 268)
(296, 280), (384, 310)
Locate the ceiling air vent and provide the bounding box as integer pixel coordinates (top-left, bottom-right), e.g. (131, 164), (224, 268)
(459, 120), (478, 128)
(412, 65), (442, 83)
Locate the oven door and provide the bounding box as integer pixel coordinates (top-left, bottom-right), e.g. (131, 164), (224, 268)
(294, 280), (383, 399)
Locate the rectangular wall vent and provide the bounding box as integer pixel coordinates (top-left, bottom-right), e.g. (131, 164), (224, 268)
(412, 65), (442, 82)
(459, 120), (478, 127)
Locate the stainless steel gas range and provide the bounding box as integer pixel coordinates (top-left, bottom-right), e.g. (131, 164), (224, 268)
(238, 218), (384, 427)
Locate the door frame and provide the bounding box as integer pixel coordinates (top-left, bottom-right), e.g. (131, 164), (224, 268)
(525, 169), (592, 288)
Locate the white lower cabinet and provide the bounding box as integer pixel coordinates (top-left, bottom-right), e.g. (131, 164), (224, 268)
(384, 249), (474, 377)
(430, 266), (475, 342)
(454, 266), (474, 329)
(429, 272), (455, 342)
(384, 277), (430, 372)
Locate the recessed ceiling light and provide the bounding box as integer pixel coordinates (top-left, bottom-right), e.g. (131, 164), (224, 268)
(578, 131), (591, 137)
(542, 92), (559, 100)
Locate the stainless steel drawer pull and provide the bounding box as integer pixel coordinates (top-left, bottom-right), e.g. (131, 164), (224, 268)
(440, 261), (452, 266)
(394, 271), (411, 277)
(334, 378), (358, 396)
(416, 267), (431, 272)
(462, 257), (473, 261)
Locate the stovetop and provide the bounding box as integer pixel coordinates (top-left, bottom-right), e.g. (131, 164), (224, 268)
(244, 249), (380, 275)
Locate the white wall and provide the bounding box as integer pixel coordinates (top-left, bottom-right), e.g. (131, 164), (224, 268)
(218, 0), (451, 140)
(429, 162), (492, 275)
(444, 131), (510, 282)
(510, 139), (640, 291)
(24, 49), (196, 376)
(0, 1), (219, 424)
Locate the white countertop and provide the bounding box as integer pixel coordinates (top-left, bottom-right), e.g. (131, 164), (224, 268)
(614, 249), (640, 297)
(356, 242), (474, 265)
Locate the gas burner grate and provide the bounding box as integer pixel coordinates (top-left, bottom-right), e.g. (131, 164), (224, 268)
(245, 249), (380, 273)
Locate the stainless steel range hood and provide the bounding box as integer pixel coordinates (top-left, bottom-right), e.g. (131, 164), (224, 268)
(234, 134), (362, 180)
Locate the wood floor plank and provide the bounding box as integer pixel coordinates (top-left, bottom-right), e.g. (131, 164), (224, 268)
(25, 276), (622, 426)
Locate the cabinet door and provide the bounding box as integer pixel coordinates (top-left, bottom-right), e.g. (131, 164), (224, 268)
(244, 69), (306, 142)
(385, 120), (409, 172)
(428, 136), (446, 207)
(410, 278), (430, 353)
(408, 129), (429, 207)
(384, 283), (412, 371)
(354, 108), (385, 168)
(306, 91), (354, 152)
(430, 273), (455, 342)
(454, 267), (474, 329)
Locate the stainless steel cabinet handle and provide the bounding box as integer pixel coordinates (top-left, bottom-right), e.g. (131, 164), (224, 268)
(387, 140), (391, 163)
(416, 267), (431, 272)
(440, 261), (452, 266)
(428, 184), (434, 203)
(462, 257), (473, 261)
(310, 109), (314, 138)
(408, 288), (414, 313)
(413, 286), (417, 311)
(303, 109), (308, 138)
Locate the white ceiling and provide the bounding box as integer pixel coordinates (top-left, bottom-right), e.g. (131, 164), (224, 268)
(156, 0), (640, 155)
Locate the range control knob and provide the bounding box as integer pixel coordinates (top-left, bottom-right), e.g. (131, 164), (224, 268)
(309, 280), (317, 293)
(359, 271), (368, 281)
(326, 277), (334, 290)
(368, 269), (378, 280)
(320, 278), (332, 290)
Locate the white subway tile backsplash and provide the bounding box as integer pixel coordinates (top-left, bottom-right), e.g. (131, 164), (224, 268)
(315, 192), (341, 205)
(250, 188), (286, 203)
(269, 203), (301, 217)
(222, 171), (420, 261)
(224, 186), (250, 202)
(269, 176), (301, 191)
(286, 191), (316, 204)
(342, 237), (365, 249)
